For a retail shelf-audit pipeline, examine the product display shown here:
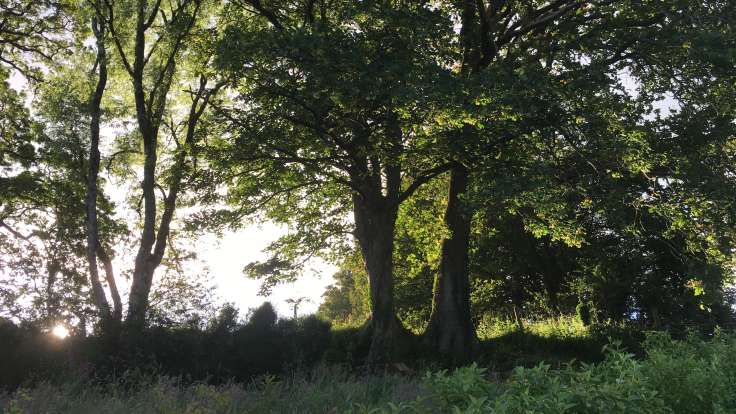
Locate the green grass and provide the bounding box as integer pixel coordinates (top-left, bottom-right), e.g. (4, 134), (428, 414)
(0, 366), (419, 414)
(476, 315), (590, 341)
(3, 331), (736, 413)
(474, 316), (645, 372)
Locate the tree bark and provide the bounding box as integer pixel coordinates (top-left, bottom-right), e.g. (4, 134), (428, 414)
(426, 165), (475, 362)
(97, 241), (122, 321)
(423, 0), (483, 361)
(46, 259), (60, 322)
(126, 263), (154, 331)
(86, 15), (114, 327)
(353, 193), (405, 363)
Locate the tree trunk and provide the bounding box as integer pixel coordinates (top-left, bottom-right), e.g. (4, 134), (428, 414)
(126, 260), (155, 332)
(86, 15), (113, 327)
(425, 0), (482, 360)
(46, 259), (60, 322)
(426, 165), (475, 362)
(97, 242), (122, 322)
(110, 1), (206, 336)
(353, 194), (405, 363)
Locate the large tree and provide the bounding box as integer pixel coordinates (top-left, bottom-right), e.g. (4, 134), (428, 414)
(213, 1), (459, 362)
(425, 0), (736, 360)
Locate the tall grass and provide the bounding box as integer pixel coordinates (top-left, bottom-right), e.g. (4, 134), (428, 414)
(3, 332), (735, 413)
(0, 366), (418, 414)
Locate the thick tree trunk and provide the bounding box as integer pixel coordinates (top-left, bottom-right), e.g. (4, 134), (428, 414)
(425, 0), (482, 358)
(353, 194), (405, 363)
(426, 165), (475, 362)
(126, 263), (155, 332)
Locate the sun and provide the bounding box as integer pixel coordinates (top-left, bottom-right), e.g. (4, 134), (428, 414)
(51, 325), (69, 339)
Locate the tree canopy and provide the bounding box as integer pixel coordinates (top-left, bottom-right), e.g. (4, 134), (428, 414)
(0, 0), (734, 365)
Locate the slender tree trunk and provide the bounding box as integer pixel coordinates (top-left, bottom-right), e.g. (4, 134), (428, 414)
(46, 259), (60, 322)
(97, 242), (122, 321)
(353, 194), (404, 363)
(86, 15), (113, 327)
(126, 139), (162, 331)
(124, 0), (162, 334)
(426, 165), (475, 362)
(106, 0), (205, 335)
(125, 121), (175, 331)
(125, 77), (215, 333)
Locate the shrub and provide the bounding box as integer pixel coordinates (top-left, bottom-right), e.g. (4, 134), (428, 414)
(422, 363), (498, 412)
(641, 331), (736, 413)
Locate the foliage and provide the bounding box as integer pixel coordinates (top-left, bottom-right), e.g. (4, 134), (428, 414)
(318, 249), (372, 327)
(0, 63), (126, 329)
(1, 0), (736, 395)
(5, 333), (736, 413)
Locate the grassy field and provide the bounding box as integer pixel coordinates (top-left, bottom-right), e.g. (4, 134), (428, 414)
(2, 329), (735, 413)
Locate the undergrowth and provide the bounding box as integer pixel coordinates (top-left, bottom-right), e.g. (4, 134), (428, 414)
(3, 332), (735, 413)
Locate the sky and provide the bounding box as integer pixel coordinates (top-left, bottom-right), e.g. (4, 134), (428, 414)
(6, 71), (337, 321)
(187, 225), (336, 317)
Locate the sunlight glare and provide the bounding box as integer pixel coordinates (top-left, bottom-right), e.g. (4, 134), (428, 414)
(52, 325), (69, 339)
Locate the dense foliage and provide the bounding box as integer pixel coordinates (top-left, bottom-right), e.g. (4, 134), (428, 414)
(1, 0), (736, 407)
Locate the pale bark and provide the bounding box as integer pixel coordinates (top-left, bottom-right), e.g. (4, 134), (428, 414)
(125, 75), (217, 330)
(97, 241), (122, 321)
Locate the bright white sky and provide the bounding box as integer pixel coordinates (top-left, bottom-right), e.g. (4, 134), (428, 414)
(182, 226), (336, 317)
(6, 72), (336, 321)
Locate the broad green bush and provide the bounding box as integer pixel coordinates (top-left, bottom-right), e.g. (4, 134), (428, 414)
(423, 364), (498, 412)
(492, 347), (666, 413)
(384, 333), (736, 413)
(641, 332), (736, 413)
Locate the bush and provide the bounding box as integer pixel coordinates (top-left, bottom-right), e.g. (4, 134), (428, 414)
(423, 363), (499, 412)
(379, 333), (736, 413)
(641, 331), (736, 413)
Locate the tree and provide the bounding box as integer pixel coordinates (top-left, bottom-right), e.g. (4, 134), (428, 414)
(0, 0), (70, 79)
(285, 297), (310, 319)
(425, 0), (736, 360)
(0, 62), (126, 332)
(462, 0), (736, 329)
(85, 1), (122, 330)
(102, 0), (223, 332)
(213, 1), (457, 362)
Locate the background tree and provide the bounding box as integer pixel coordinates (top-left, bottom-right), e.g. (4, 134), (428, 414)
(102, 0), (224, 332)
(0, 62), (126, 332)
